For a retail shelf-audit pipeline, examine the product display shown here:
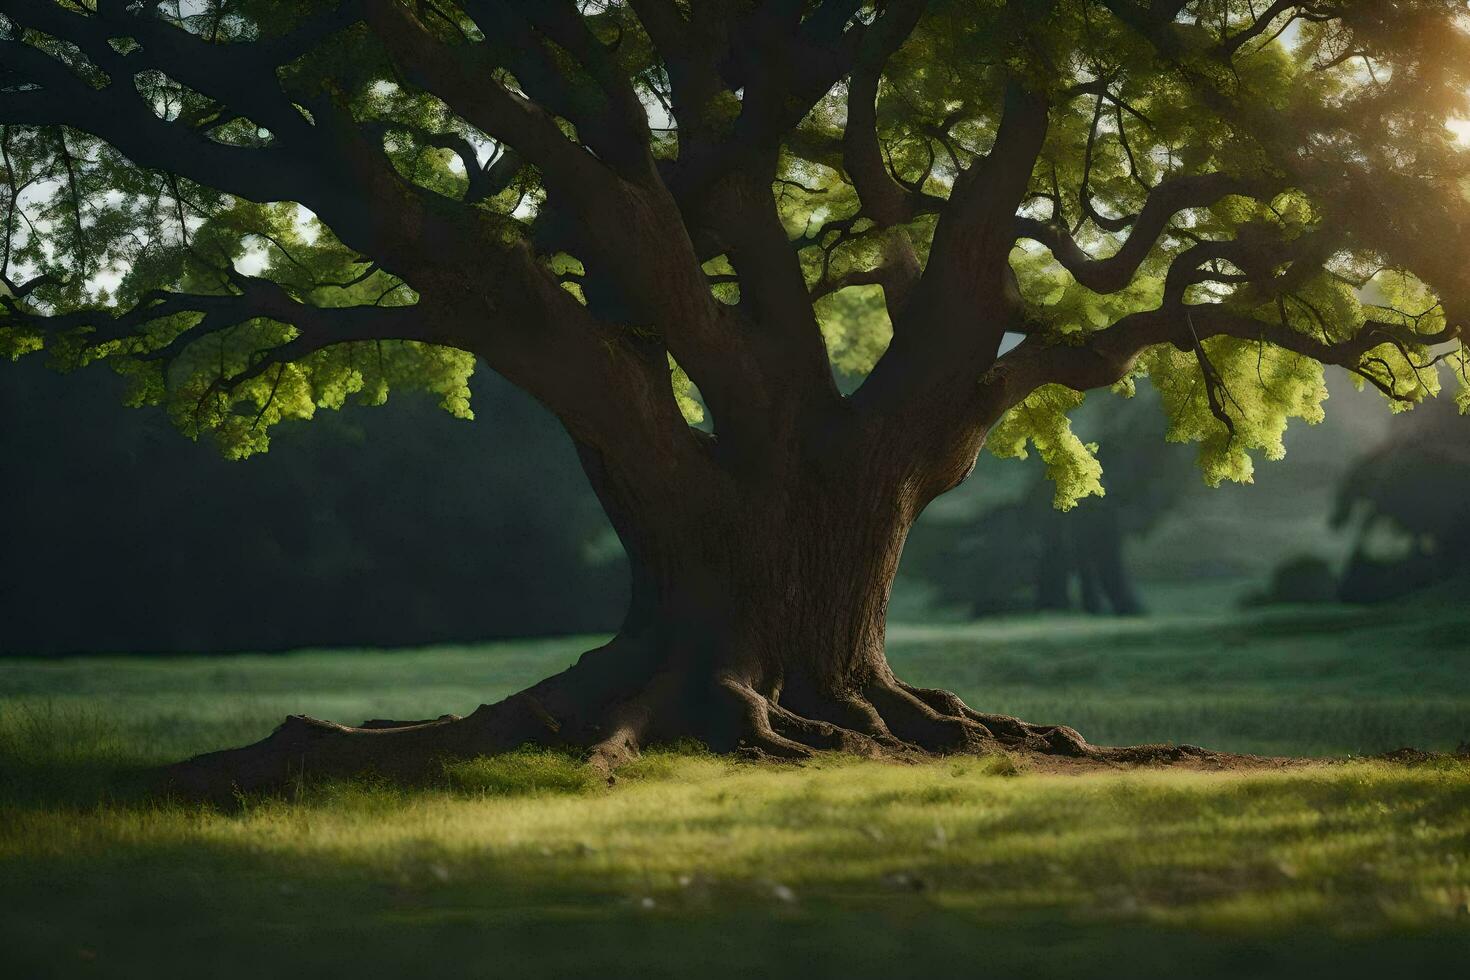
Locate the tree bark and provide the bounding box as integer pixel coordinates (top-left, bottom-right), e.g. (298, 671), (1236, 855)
(165, 409), (1120, 800)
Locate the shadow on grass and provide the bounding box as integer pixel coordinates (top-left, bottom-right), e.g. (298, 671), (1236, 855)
(5, 700), (1470, 979)
(0, 698), (611, 811)
(4, 779), (1470, 980)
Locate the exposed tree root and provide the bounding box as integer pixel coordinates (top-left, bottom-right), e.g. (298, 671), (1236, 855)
(160, 663), (1276, 804)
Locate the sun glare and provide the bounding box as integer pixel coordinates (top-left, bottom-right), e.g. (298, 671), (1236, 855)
(1450, 118), (1470, 145)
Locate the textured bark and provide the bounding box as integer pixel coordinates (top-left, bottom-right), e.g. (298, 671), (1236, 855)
(164, 422), (1121, 801)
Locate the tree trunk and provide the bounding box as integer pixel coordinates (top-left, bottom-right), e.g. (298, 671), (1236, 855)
(1082, 510), (1145, 616)
(163, 425), (1137, 801)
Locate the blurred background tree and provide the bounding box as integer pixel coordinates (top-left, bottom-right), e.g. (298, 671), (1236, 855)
(1333, 397), (1470, 604)
(906, 388), (1195, 617)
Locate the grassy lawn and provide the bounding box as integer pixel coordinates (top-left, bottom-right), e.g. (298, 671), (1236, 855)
(3, 601), (1469, 977)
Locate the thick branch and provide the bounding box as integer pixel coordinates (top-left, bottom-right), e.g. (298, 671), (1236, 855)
(842, 0), (926, 228)
(454, 0), (652, 174)
(0, 14), (456, 276)
(854, 81), (1050, 425)
(362, 0), (615, 199)
(0, 39), (307, 206)
(910, 83), (1049, 333)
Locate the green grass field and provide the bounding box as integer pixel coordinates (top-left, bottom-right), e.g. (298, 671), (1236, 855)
(3, 600), (1469, 978)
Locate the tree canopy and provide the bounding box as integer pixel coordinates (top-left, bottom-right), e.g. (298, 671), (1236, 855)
(1, 0), (1468, 505)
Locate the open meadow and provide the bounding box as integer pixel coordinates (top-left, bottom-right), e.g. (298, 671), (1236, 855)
(4, 598), (1469, 978)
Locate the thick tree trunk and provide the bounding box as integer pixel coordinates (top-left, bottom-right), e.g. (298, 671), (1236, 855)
(164, 425), (1192, 802)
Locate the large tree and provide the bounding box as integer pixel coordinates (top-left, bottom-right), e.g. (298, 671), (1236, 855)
(2, 0), (1467, 793)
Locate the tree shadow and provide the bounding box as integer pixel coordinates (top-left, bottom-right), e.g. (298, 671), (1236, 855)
(3, 823), (1469, 980)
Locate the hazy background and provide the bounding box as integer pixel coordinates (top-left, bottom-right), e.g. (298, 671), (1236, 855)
(2, 357), (1463, 655)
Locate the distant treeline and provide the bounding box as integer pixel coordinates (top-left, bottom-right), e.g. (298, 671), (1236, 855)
(1, 359), (627, 654)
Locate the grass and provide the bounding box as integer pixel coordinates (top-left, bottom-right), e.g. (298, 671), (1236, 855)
(3, 601), (1470, 977)
(886, 600), (1470, 756)
(5, 597), (1468, 766)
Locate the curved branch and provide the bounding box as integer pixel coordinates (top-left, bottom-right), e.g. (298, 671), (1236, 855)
(843, 0), (927, 228)
(0, 20), (447, 274)
(4, 0), (326, 140)
(454, 0), (652, 173)
(0, 39), (303, 206)
(917, 82), (1050, 311)
(361, 0), (614, 198)
(1015, 173), (1285, 295)
(986, 301), (1463, 418)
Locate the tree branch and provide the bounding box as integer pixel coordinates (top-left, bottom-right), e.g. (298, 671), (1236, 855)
(362, 0), (615, 199)
(0, 271), (445, 381)
(1015, 173), (1284, 294)
(0, 8), (457, 274)
(842, 0), (926, 228)
(986, 301), (1463, 419)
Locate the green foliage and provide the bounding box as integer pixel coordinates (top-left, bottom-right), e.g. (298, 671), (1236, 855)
(184, 340), (476, 460)
(0, 0), (1465, 508)
(984, 1), (1466, 503)
(1012, 246), (1165, 332)
(815, 285), (893, 376)
(0, 323), (42, 360)
(669, 356), (705, 425)
(0, 10), (488, 454)
(1450, 346), (1470, 415)
(986, 384), (1105, 510)
(1138, 339), (1328, 486)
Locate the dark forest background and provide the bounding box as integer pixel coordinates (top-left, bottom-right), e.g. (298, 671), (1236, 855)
(3, 358), (1465, 654)
(1, 359), (626, 653)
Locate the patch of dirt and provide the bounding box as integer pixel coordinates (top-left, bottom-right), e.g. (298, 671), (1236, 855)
(981, 743), (1312, 777)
